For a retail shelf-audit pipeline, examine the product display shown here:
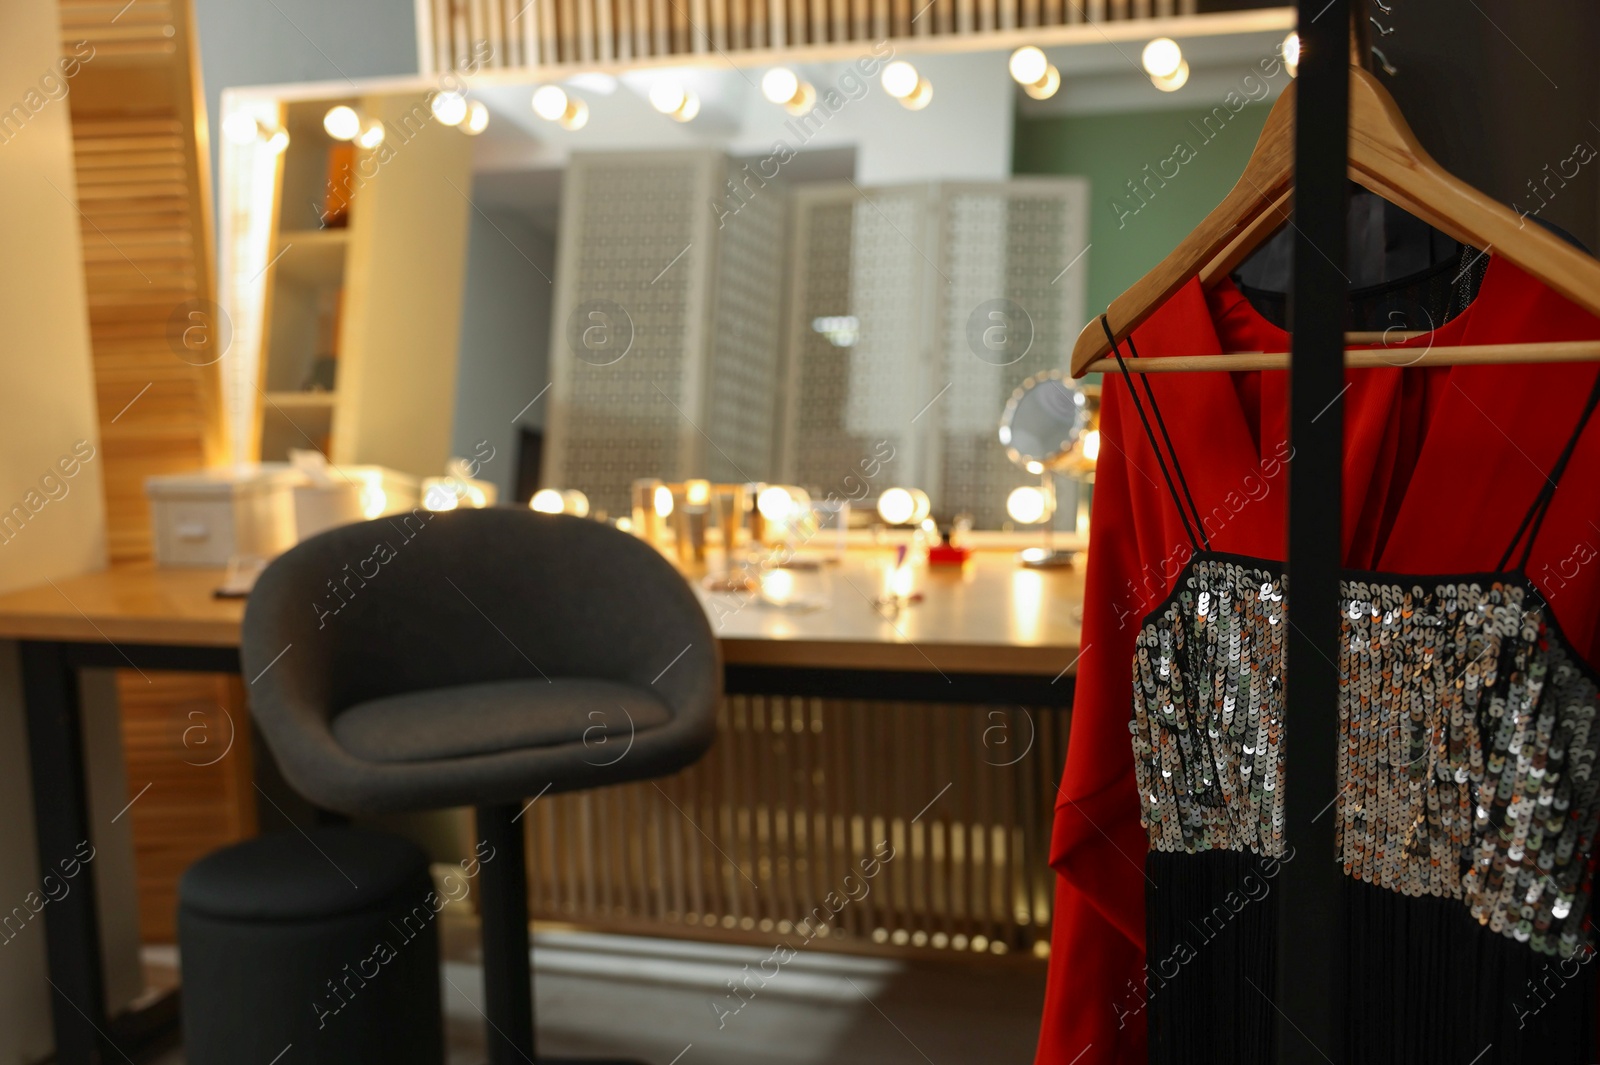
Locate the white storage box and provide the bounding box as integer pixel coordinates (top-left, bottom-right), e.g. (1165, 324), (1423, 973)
(145, 468), (300, 567)
(291, 466), (421, 540)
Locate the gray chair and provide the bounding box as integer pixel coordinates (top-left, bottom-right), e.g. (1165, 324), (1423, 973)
(242, 508), (721, 1064)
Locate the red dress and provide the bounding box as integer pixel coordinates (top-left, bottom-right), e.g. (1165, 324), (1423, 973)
(1036, 257), (1600, 1065)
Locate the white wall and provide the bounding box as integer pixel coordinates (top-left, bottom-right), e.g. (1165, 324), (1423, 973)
(0, 0), (111, 1058)
(452, 209), (556, 503)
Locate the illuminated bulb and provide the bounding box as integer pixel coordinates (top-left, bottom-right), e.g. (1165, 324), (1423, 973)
(561, 489), (590, 517)
(531, 488), (565, 514)
(222, 111), (260, 145)
(762, 67), (800, 104)
(615, 516), (633, 532)
(424, 484), (460, 511)
(1152, 59), (1190, 93)
(909, 490), (931, 524)
(356, 118), (386, 148)
(654, 484), (675, 518)
(756, 485), (795, 522)
(265, 127), (290, 154)
(784, 82), (816, 115)
(649, 83), (687, 114)
(533, 85), (569, 120)
(464, 100), (490, 135)
(882, 61), (919, 99)
(671, 90), (700, 122)
(1141, 37), (1183, 79)
(902, 77), (934, 111)
(431, 91), (468, 127)
(877, 487), (916, 526)
(1007, 486), (1048, 525)
(1023, 64), (1060, 101)
(1025, 460), (1045, 475)
(559, 98), (589, 130)
(323, 105), (360, 141)
(1082, 429), (1101, 462)
(465, 484), (489, 508)
(1283, 32), (1300, 77)
(685, 479), (711, 507)
(1009, 47), (1048, 86)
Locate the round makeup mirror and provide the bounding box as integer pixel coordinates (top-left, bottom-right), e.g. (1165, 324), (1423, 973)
(999, 370), (1088, 472)
(998, 370), (1089, 567)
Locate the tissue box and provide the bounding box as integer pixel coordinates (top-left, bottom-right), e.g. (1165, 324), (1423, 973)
(145, 468), (300, 567)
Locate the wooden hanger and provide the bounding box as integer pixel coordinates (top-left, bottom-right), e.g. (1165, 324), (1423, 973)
(1072, 66), (1600, 377)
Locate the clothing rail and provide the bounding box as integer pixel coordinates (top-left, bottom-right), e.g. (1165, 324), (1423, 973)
(1084, 339), (1600, 374)
(1278, 1), (1347, 1062)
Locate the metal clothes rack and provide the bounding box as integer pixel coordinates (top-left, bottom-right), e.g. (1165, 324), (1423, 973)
(1278, 0), (1350, 1061)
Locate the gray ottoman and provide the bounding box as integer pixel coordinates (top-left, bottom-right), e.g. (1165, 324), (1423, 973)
(177, 827), (444, 1065)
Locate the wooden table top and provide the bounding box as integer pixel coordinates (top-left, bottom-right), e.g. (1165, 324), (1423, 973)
(0, 551), (1084, 676)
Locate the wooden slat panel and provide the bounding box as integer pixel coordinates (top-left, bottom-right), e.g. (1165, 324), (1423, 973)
(527, 695), (1066, 960)
(61, 0), (249, 946)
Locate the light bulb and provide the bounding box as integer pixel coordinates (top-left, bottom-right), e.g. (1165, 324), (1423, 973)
(877, 487), (915, 526)
(902, 78), (933, 111)
(649, 83), (687, 114)
(531, 488), (565, 513)
(757, 485), (794, 522)
(424, 483), (460, 511)
(465, 484), (488, 508)
(431, 91), (468, 127)
(464, 100), (489, 135)
(1283, 32), (1300, 77)
(265, 128), (290, 154)
(1082, 429), (1101, 462)
(559, 98), (589, 130)
(685, 479), (711, 506)
(323, 105), (360, 141)
(654, 484), (675, 517)
(532, 85), (569, 121)
(1152, 59), (1190, 93)
(783, 81), (816, 115)
(1007, 486), (1048, 526)
(762, 67), (800, 104)
(356, 118), (386, 148)
(881, 61), (920, 100)
(222, 111), (260, 145)
(1142, 37), (1183, 79)
(672, 90), (700, 122)
(1009, 46), (1048, 86)
(1023, 64), (1060, 101)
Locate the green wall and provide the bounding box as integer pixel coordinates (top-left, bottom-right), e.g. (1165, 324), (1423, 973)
(1014, 104), (1272, 322)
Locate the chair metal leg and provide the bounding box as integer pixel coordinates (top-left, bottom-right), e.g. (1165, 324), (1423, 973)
(476, 803), (536, 1065)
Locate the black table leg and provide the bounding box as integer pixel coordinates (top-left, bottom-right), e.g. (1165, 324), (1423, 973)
(477, 802), (536, 1065)
(21, 641), (108, 1065)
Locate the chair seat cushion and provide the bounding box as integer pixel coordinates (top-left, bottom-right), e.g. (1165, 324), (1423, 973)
(331, 678), (673, 764)
(179, 827), (429, 922)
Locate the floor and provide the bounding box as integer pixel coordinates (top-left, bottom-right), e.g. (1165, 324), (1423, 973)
(146, 919), (1046, 1065)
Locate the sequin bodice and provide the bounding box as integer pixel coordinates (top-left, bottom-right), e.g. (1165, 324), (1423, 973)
(1131, 552), (1600, 956)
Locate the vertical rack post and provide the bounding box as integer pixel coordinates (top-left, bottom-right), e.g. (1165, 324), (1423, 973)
(1279, 1), (1349, 1062)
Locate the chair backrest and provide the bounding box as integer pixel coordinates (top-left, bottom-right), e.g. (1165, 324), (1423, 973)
(241, 508), (720, 725)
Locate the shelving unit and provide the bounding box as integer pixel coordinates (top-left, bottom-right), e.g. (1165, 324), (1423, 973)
(251, 93), (474, 478)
